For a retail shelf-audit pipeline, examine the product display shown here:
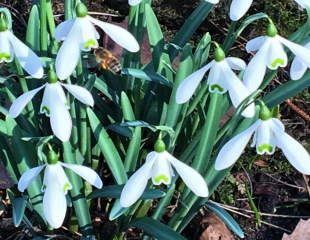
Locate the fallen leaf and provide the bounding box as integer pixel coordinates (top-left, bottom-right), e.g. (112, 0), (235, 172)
(282, 219), (310, 240)
(200, 213), (235, 240)
(254, 160), (268, 167)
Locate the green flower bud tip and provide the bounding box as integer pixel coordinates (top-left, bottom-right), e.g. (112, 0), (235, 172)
(0, 14), (8, 32)
(259, 101), (272, 121)
(154, 139), (166, 153)
(48, 65), (58, 83)
(76, 3), (88, 17)
(47, 148), (59, 164)
(266, 22), (278, 37)
(214, 45), (225, 62)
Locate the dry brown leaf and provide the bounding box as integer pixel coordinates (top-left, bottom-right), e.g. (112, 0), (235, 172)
(200, 213), (235, 240)
(282, 219), (310, 240)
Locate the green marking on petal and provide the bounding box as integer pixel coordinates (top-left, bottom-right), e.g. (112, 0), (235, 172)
(42, 106), (50, 115)
(258, 144), (273, 154)
(84, 39), (96, 49)
(210, 84), (224, 93)
(63, 182), (71, 192)
(0, 52), (11, 61)
(271, 58), (284, 68)
(154, 174), (169, 184)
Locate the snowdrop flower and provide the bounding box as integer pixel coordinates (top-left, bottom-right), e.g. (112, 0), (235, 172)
(18, 149), (102, 228)
(205, 0), (253, 21)
(243, 21), (310, 94)
(55, 3), (139, 80)
(129, 0), (142, 6)
(9, 66), (94, 142)
(294, 0), (310, 9)
(0, 14), (43, 78)
(120, 138), (209, 207)
(176, 45), (255, 118)
(215, 102), (310, 174)
(290, 41), (310, 80)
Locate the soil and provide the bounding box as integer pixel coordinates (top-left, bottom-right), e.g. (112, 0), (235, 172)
(0, 0), (309, 239)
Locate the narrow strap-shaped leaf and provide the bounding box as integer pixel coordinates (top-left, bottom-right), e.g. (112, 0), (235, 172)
(26, 4), (40, 52)
(12, 196), (28, 227)
(206, 201), (245, 238)
(131, 217), (187, 240)
(87, 185), (165, 199)
(87, 108), (127, 184)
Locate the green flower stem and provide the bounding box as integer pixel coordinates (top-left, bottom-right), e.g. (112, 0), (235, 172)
(191, 93), (223, 172)
(76, 60), (87, 157)
(222, 21), (237, 52)
(39, 0), (48, 54)
(65, 0), (74, 20)
(63, 142), (94, 237)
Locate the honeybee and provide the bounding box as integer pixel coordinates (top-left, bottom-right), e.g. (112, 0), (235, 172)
(94, 47), (122, 74)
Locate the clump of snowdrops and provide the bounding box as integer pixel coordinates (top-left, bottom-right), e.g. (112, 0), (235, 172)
(0, 0), (309, 239)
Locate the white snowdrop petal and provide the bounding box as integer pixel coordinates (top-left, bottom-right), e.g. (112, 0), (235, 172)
(266, 38), (287, 70)
(62, 163), (103, 189)
(151, 154), (172, 186)
(55, 22), (81, 80)
(208, 61), (226, 93)
(294, 0), (310, 9)
(9, 85), (45, 118)
(243, 39), (270, 94)
(0, 31), (13, 63)
(205, 0), (219, 3)
(254, 119), (276, 155)
(120, 153), (156, 208)
(43, 167), (67, 229)
(290, 42), (310, 80)
(290, 56), (308, 80)
(88, 16), (140, 52)
(77, 18), (99, 51)
(167, 153), (209, 197)
(226, 57), (246, 70)
(129, 0), (143, 6)
(274, 131), (310, 175)
(221, 63), (255, 118)
(47, 87), (72, 142)
(8, 32), (44, 78)
(55, 19), (75, 41)
(246, 36), (266, 53)
(18, 165), (45, 192)
(61, 83), (94, 107)
(278, 36), (310, 67)
(176, 61), (213, 103)
(229, 0), (253, 21)
(215, 120), (260, 170)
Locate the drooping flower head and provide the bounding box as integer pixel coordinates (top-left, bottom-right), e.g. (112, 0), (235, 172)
(120, 137), (209, 207)
(176, 44), (255, 118)
(9, 65), (94, 142)
(243, 20), (310, 94)
(55, 3), (140, 80)
(215, 102), (310, 174)
(0, 14), (43, 78)
(18, 148), (103, 228)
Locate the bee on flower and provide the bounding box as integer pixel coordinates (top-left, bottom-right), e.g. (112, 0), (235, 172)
(54, 3), (140, 80)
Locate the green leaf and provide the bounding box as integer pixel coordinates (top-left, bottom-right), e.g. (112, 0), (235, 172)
(131, 217), (187, 240)
(169, 2), (213, 59)
(264, 72), (310, 107)
(206, 201), (244, 238)
(12, 196), (27, 227)
(109, 199), (128, 220)
(26, 4), (40, 52)
(122, 68), (172, 87)
(87, 108), (127, 184)
(87, 185), (166, 199)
